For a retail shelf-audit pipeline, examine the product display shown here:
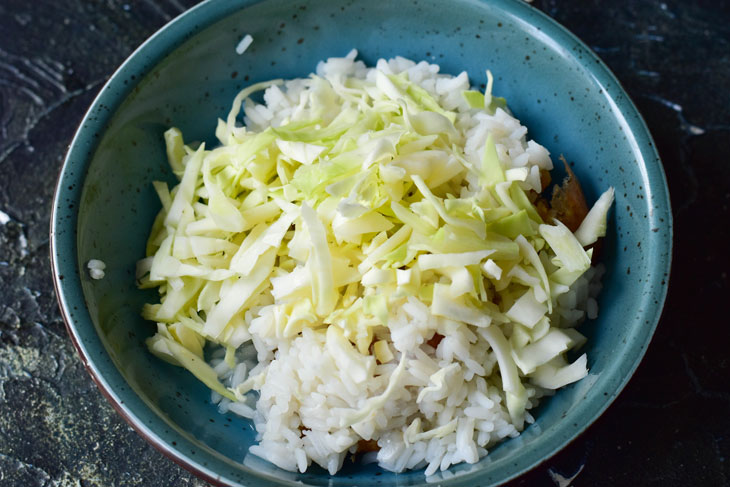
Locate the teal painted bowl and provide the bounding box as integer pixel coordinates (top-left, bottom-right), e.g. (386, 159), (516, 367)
(50, 0), (672, 485)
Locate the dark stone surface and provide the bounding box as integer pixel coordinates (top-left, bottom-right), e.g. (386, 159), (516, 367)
(0, 0), (727, 485)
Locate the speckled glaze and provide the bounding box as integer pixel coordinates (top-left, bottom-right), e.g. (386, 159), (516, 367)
(50, 0), (671, 485)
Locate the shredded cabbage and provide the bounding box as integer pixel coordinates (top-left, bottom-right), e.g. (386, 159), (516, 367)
(575, 187), (615, 246)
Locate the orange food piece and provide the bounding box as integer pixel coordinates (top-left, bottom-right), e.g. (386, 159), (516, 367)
(540, 168), (552, 191)
(534, 193), (552, 222)
(535, 156), (604, 261)
(535, 156), (589, 231)
(426, 333), (444, 349)
(357, 439), (380, 453)
(549, 156), (589, 232)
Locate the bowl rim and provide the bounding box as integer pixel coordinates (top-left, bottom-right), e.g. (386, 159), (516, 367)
(50, 0), (673, 485)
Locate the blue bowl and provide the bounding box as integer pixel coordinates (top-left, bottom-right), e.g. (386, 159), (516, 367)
(50, 0), (672, 485)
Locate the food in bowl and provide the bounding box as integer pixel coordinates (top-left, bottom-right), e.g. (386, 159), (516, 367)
(135, 50), (614, 476)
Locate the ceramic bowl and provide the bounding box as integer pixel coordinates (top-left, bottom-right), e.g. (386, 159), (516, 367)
(50, 0), (672, 485)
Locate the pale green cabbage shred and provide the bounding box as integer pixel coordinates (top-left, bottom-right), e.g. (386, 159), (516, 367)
(138, 51), (613, 434)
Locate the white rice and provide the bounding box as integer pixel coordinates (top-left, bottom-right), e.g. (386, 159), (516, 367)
(235, 34), (253, 55)
(206, 52), (603, 476)
(87, 259), (106, 280)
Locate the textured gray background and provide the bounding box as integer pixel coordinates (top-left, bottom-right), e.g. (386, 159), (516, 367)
(1, 0), (729, 486)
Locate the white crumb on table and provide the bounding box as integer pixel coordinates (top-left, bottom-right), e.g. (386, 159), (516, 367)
(548, 464), (585, 487)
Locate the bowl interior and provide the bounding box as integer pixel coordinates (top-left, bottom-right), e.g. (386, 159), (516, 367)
(52, 0), (672, 485)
